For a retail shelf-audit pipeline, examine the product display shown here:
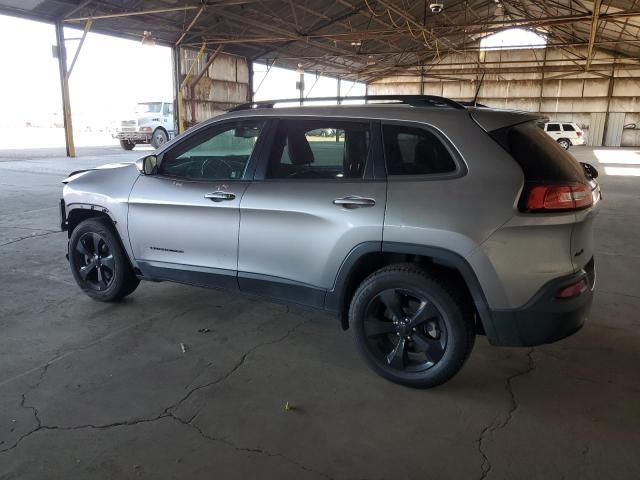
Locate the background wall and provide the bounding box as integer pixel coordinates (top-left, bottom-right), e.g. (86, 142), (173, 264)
(179, 48), (250, 126)
(368, 46), (640, 146)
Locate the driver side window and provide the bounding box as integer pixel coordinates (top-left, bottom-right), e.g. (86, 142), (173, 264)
(159, 120), (265, 181)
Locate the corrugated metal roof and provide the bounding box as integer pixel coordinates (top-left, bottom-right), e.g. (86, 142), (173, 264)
(0, 0), (638, 81)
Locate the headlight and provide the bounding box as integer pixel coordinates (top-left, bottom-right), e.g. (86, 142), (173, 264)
(140, 127), (152, 133)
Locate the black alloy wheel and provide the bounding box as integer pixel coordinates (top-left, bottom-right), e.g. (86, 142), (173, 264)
(68, 218), (140, 301)
(73, 232), (115, 291)
(364, 288), (447, 372)
(349, 264), (475, 388)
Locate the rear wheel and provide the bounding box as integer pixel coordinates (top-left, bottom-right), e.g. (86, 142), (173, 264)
(557, 138), (571, 150)
(349, 263), (475, 388)
(151, 129), (168, 149)
(68, 218), (140, 302)
(120, 139), (135, 151)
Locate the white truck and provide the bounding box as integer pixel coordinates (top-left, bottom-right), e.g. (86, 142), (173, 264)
(113, 101), (175, 150)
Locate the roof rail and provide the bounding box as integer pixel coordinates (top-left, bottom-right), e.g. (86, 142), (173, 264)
(228, 95), (465, 112)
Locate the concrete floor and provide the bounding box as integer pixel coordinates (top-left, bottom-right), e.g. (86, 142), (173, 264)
(0, 146), (639, 479)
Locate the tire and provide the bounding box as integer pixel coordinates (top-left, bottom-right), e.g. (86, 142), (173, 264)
(557, 138), (571, 150)
(349, 263), (475, 388)
(151, 129), (168, 149)
(120, 139), (135, 151)
(68, 218), (140, 302)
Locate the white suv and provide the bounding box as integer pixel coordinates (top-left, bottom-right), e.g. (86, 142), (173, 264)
(543, 122), (585, 150)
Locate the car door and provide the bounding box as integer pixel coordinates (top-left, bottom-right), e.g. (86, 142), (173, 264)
(237, 117), (386, 307)
(546, 123), (561, 139)
(128, 118), (267, 289)
(562, 123), (576, 142)
(162, 102), (174, 134)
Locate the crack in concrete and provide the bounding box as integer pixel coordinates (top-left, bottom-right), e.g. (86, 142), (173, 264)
(0, 231), (59, 248)
(165, 315), (306, 417)
(476, 348), (536, 480)
(1, 315), (310, 468)
(0, 316), (159, 389)
(170, 414), (335, 480)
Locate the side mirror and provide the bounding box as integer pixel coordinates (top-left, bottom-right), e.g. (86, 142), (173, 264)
(136, 155), (158, 175)
(580, 162), (599, 179)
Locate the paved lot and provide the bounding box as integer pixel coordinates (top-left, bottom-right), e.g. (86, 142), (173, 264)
(0, 146), (639, 479)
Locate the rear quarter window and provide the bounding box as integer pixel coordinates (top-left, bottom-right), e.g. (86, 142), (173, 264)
(490, 121), (587, 183)
(382, 124), (458, 176)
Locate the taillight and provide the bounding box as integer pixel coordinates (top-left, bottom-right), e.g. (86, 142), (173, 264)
(555, 278), (587, 299)
(525, 183), (593, 212)
(576, 131), (583, 137)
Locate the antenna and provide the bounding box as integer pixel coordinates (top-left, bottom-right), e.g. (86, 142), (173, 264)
(473, 72), (485, 107)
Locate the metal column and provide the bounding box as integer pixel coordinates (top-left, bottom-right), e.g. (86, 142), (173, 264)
(55, 21), (75, 157)
(172, 46), (181, 135)
(299, 71), (304, 106)
(247, 61), (254, 102)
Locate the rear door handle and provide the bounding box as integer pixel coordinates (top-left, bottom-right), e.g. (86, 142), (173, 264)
(333, 196), (376, 208)
(204, 191), (236, 202)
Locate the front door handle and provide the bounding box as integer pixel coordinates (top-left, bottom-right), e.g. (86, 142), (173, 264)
(333, 196), (376, 208)
(204, 191), (236, 202)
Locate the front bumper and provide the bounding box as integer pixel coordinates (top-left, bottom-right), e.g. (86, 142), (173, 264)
(59, 198), (68, 231)
(488, 258), (595, 346)
(115, 131), (151, 142)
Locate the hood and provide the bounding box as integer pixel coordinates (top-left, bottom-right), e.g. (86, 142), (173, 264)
(62, 162), (136, 184)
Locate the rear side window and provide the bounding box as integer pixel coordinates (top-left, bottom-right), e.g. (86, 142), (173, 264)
(490, 121), (586, 183)
(546, 123), (561, 132)
(562, 124), (575, 131)
(383, 124), (457, 176)
(266, 120), (370, 180)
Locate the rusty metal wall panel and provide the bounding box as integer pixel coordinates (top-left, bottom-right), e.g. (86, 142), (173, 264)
(209, 54), (238, 82)
(604, 113), (625, 147)
(180, 49), (249, 125)
(587, 113), (606, 146)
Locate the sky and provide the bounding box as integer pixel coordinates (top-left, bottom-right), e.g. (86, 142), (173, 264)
(0, 14), (365, 129)
(253, 63), (366, 102)
(480, 28), (547, 50)
(0, 15), (173, 128)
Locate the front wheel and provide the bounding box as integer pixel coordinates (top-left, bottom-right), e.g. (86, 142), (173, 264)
(349, 264), (475, 388)
(557, 138), (571, 150)
(151, 129), (168, 149)
(68, 218), (140, 302)
(120, 139), (135, 151)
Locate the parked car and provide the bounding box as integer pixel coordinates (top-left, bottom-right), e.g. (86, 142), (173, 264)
(542, 121), (585, 149)
(113, 101), (175, 150)
(61, 95), (601, 388)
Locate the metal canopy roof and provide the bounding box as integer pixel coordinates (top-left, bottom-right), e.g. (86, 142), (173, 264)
(1, 0), (639, 81)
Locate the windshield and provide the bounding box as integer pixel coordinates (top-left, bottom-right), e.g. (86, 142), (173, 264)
(134, 102), (162, 114)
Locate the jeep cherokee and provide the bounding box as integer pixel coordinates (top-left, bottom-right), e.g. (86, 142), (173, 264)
(60, 95), (601, 388)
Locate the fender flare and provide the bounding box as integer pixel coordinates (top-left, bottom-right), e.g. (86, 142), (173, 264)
(324, 241), (499, 344)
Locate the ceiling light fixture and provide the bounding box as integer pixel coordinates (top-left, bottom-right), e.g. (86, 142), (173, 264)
(141, 31), (155, 46)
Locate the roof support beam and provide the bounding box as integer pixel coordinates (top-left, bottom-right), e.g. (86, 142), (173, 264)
(64, 6), (199, 23)
(586, 0), (602, 71)
(176, 5), (205, 46)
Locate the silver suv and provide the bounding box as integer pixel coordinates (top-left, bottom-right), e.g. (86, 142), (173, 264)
(60, 96), (601, 388)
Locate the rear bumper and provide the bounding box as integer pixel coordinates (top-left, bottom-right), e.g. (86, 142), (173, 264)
(488, 258), (595, 346)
